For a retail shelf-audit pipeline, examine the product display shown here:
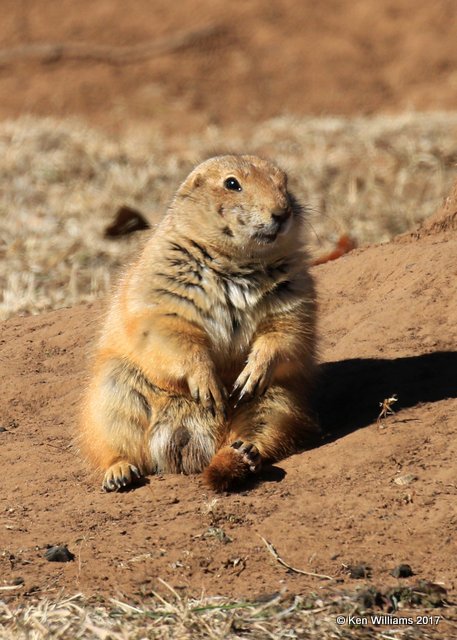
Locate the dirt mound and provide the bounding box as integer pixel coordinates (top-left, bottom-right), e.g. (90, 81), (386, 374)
(1, 215), (456, 624)
(2, 0), (457, 131)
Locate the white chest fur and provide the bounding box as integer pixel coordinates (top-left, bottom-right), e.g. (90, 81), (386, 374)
(202, 267), (272, 357)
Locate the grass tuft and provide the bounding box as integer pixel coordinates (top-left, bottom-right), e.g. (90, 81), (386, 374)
(1, 587), (453, 639)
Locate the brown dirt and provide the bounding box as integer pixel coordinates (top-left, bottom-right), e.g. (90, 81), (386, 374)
(1, 192), (456, 627)
(2, 0), (457, 133)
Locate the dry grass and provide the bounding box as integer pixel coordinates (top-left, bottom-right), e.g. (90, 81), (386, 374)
(1, 586), (453, 640)
(1, 112), (457, 320)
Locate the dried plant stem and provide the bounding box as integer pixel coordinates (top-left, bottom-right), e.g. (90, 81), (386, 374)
(258, 534), (335, 580)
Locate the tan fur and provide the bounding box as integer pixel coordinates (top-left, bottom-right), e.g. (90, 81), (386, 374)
(80, 154), (319, 492)
(203, 446), (253, 492)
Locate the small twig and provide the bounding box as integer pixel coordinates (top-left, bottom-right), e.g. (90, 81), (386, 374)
(0, 25), (226, 68)
(123, 552), (154, 565)
(257, 535), (334, 581)
(110, 599), (144, 614)
(0, 584), (23, 591)
(157, 577), (183, 601)
(299, 604), (333, 616)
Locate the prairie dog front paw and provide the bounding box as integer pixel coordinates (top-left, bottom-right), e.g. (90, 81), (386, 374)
(231, 354), (274, 407)
(188, 366), (227, 415)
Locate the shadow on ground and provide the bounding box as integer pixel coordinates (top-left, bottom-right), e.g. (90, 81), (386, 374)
(316, 351), (457, 439)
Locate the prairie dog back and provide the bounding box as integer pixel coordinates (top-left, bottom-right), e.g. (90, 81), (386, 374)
(80, 154), (318, 492)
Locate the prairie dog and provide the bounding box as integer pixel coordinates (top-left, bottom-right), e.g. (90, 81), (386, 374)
(80, 154), (318, 492)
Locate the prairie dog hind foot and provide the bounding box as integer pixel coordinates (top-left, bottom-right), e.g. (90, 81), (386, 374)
(203, 440), (261, 492)
(231, 440), (261, 472)
(102, 461), (142, 492)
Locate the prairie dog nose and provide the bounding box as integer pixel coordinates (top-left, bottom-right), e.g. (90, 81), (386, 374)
(271, 209), (291, 225)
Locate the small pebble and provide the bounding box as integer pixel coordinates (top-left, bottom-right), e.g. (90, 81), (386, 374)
(348, 563), (372, 579)
(391, 564), (414, 578)
(393, 474), (418, 486)
(44, 545), (75, 563)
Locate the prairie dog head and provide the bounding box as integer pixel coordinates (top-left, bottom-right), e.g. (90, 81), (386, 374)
(171, 155), (304, 258)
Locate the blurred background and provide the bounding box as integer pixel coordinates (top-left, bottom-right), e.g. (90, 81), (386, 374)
(1, 0), (457, 318)
(2, 0), (457, 130)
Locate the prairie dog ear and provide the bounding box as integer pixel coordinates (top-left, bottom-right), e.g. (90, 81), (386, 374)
(192, 173), (204, 188)
(177, 172), (205, 198)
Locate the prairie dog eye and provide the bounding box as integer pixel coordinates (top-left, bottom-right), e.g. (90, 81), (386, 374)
(224, 177), (242, 192)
